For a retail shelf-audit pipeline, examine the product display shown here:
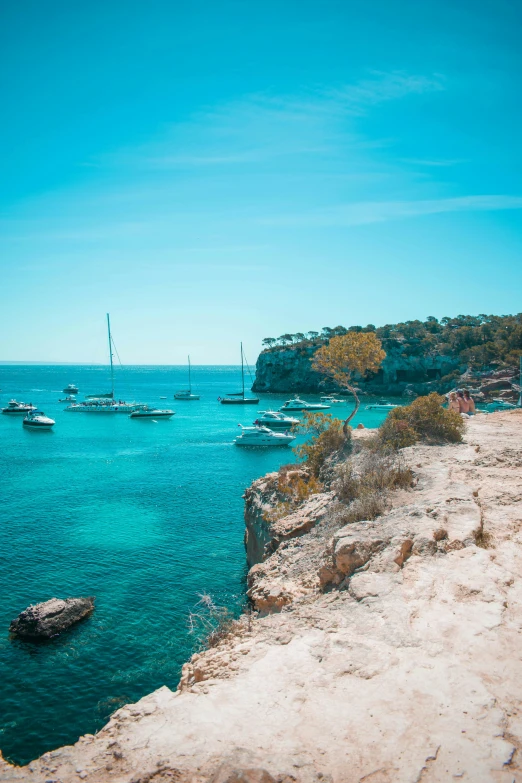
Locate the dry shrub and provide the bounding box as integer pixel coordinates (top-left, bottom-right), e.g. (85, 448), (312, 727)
(293, 412), (351, 476)
(332, 450), (414, 525)
(379, 392), (465, 450)
(188, 594), (246, 650)
(264, 469), (323, 523)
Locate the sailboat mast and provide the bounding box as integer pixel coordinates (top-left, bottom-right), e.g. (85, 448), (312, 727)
(188, 355), (192, 393)
(107, 313), (114, 399)
(241, 342), (245, 399)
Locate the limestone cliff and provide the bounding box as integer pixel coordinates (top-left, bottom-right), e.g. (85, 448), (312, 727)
(2, 412), (522, 783)
(252, 341), (461, 396)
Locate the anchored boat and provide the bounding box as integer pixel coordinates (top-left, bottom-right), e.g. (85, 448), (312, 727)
(279, 398), (330, 412)
(235, 425), (295, 447)
(66, 314), (145, 413)
(254, 411), (299, 429)
(220, 343), (259, 405)
(130, 407), (175, 419)
(63, 383), (79, 395)
(174, 356), (200, 400)
(2, 400), (37, 415)
(23, 410), (55, 429)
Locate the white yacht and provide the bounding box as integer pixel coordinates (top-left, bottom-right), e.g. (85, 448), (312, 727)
(279, 398), (330, 412)
(254, 411), (299, 429)
(2, 400), (37, 415)
(365, 401), (400, 411)
(23, 410), (55, 429)
(234, 425), (295, 447)
(63, 383), (79, 395)
(58, 395), (76, 402)
(130, 407), (175, 419)
(174, 356), (200, 400)
(320, 395), (344, 404)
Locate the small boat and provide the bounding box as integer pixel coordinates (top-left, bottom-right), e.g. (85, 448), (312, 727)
(279, 398), (330, 412)
(320, 396), (344, 404)
(58, 395), (76, 402)
(63, 383), (79, 395)
(23, 410), (55, 429)
(254, 410), (299, 429)
(130, 407), (175, 419)
(234, 425), (295, 447)
(2, 400), (37, 415)
(174, 356), (200, 400)
(365, 401), (400, 411)
(486, 398), (517, 412)
(220, 343), (259, 404)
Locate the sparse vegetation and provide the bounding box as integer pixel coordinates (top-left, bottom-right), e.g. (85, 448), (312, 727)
(331, 449), (414, 524)
(263, 467), (323, 523)
(378, 393), (465, 449)
(188, 594), (245, 650)
(293, 412), (349, 476)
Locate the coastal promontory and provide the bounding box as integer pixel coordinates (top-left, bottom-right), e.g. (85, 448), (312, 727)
(2, 410), (521, 782)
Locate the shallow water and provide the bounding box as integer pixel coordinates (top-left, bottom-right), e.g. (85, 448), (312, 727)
(0, 365), (392, 764)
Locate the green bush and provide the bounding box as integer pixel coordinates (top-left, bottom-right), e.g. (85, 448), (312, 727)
(293, 412), (350, 476)
(379, 392), (465, 449)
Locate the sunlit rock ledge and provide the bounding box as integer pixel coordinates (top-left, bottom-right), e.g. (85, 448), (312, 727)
(2, 411), (522, 783)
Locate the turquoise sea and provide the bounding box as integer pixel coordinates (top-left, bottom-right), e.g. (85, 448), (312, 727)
(0, 365), (392, 765)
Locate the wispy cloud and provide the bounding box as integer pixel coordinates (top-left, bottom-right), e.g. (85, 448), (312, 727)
(260, 195), (522, 227)
(101, 70), (444, 171)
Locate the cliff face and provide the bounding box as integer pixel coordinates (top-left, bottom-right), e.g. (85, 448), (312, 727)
(4, 412), (522, 783)
(252, 342), (461, 395)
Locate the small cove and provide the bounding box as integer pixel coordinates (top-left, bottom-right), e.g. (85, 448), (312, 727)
(0, 365), (392, 764)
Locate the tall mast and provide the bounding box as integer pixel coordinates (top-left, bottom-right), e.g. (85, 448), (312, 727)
(241, 342), (245, 399)
(188, 355), (191, 393)
(107, 313), (114, 399)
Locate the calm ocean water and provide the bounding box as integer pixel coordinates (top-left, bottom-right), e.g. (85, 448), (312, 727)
(0, 365), (392, 765)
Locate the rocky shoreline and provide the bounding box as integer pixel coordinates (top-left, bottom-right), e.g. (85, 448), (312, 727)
(2, 411), (522, 782)
(252, 343), (521, 402)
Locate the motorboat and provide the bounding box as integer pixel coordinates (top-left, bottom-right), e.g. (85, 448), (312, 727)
(234, 425), (295, 447)
(254, 410), (299, 429)
(365, 401), (400, 411)
(23, 410), (55, 429)
(63, 383), (79, 395)
(65, 399), (147, 413)
(486, 398), (518, 412)
(130, 407), (175, 419)
(58, 395), (76, 402)
(2, 400), (37, 415)
(320, 396), (344, 404)
(279, 398), (330, 412)
(220, 343), (259, 404)
(174, 356), (200, 400)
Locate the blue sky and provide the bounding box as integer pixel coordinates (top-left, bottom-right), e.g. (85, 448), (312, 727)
(1, 0), (521, 363)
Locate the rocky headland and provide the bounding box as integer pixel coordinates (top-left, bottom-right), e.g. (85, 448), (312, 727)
(2, 412), (522, 783)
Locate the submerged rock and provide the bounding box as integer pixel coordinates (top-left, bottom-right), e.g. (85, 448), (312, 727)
(9, 597), (95, 640)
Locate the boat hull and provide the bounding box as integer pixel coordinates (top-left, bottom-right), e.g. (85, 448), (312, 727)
(235, 437), (294, 447)
(130, 411), (174, 418)
(174, 394), (200, 400)
(23, 420), (54, 429)
(221, 398), (259, 405)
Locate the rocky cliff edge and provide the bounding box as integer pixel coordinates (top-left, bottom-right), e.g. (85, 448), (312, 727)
(2, 412), (522, 783)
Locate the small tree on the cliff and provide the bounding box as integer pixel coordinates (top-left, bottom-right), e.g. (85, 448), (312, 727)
(312, 332), (386, 435)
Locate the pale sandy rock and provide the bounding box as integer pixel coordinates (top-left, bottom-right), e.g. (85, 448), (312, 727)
(2, 411), (522, 783)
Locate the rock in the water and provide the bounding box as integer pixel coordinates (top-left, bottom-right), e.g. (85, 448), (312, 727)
(9, 597), (95, 640)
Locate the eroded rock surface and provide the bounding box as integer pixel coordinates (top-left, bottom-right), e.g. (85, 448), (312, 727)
(9, 597), (95, 640)
(2, 412), (522, 783)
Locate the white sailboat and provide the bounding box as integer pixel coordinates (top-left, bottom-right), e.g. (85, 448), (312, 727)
(65, 314), (145, 413)
(174, 356), (200, 400)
